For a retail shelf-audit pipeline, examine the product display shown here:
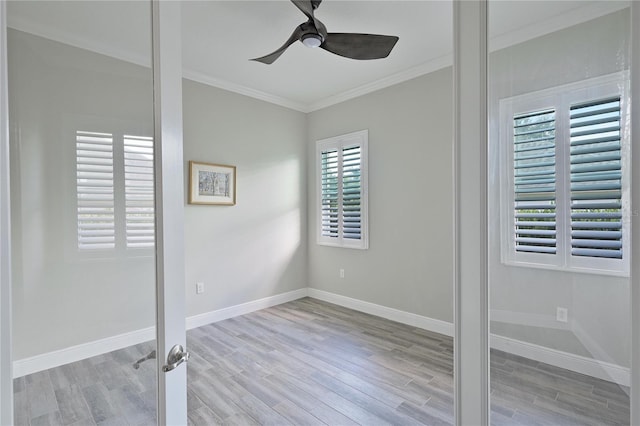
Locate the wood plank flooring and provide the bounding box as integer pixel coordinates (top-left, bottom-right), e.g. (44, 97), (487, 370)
(14, 297), (630, 425)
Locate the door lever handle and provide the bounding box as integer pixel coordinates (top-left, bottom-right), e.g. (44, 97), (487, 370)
(133, 350), (156, 369)
(162, 344), (190, 372)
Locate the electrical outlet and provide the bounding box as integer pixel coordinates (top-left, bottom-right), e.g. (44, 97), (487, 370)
(196, 282), (205, 294)
(339, 268), (345, 279)
(556, 307), (568, 323)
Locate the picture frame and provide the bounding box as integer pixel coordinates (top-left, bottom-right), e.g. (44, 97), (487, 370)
(188, 161), (236, 205)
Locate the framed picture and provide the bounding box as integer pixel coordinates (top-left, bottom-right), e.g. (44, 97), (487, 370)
(188, 161), (236, 205)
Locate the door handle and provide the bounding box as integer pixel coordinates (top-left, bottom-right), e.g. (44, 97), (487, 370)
(133, 350), (156, 369)
(162, 344), (190, 372)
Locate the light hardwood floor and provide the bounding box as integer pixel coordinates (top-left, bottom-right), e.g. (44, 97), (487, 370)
(14, 297), (630, 425)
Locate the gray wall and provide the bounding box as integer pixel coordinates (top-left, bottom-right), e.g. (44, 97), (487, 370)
(306, 10), (631, 369)
(182, 79), (307, 316)
(307, 68), (455, 323)
(9, 30), (156, 359)
(8, 30), (307, 359)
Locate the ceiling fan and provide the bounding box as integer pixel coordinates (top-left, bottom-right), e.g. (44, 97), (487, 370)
(251, 0), (399, 65)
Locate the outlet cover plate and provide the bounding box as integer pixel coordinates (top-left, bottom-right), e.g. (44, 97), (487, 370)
(556, 307), (568, 323)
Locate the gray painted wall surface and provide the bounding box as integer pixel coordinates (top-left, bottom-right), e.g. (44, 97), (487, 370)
(9, 30), (156, 359)
(182, 79), (307, 317)
(307, 68), (455, 323)
(8, 30), (307, 359)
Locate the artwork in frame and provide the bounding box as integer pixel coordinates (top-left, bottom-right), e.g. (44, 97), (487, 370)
(188, 161), (236, 205)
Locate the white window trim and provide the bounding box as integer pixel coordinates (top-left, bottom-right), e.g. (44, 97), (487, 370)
(316, 129), (369, 250)
(499, 71), (630, 277)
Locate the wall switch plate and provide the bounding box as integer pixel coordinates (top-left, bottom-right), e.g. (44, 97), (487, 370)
(196, 282), (205, 294)
(556, 307), (568, 323)
(339, 268), (345, 278)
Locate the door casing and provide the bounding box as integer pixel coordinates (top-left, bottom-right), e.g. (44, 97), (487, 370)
(0, 1), (14, 422)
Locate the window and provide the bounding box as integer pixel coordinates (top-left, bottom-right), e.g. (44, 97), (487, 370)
(500, 72), (629, 275)
(317, 130), (369, 249)
(76, 131), (155, 252)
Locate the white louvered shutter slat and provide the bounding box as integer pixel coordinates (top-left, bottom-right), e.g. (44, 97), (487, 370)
(124, 135), (155, 249)
(342, 145), (362, 240)
(512, 109), (557, 254)
(569, 97), (623, 259)
(321, 149), (339, 238)
(76, 131), (115, 250)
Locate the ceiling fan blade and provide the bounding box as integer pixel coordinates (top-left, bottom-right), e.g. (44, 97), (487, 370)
(291, 0), (315, 20)
(250, 26), (304, 64)
(321, 33), (399, 60)
(290, 0), (327, 39)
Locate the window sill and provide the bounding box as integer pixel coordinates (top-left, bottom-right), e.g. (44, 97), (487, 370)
(500, 258), (629, 278)
(317, 240), (369, 250)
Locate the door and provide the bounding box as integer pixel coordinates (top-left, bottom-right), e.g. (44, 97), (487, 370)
(454, 0), (639, 424)
(0, 0), (187, 424)
(152, 1), (189, 424)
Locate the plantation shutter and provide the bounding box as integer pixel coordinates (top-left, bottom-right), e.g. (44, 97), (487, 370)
(76, 131), (115, 249)
(318, 130), (368, 249)
(124, 135), (155, 248)
(320, 149), (339, 238)
(513, 109), (557, 254)
(342, 145), (362, 240)
(569, 97), (622, 259)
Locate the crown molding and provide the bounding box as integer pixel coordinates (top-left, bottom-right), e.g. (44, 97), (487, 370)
(182, 69), (309, 113)
(306, 54), (453, 112)
(7, 16), (151, 68)
(488, 1), (630, 52)
(8, 17), (309, 113)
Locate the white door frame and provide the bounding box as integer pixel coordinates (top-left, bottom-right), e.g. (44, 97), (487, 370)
(0, 1), (14, 423)
(631, 3), (640, 424)
(151, 0), (188, 424)
(452, 1), (489, 424)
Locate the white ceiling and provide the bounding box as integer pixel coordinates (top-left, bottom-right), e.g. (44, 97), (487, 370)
(7, 0), (629, 112)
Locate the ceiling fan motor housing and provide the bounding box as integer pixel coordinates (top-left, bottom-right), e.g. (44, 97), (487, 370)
(302, 33), (323, 48)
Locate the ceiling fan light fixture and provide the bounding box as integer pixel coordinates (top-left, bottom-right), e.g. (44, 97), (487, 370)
(301, 33), (322, 48)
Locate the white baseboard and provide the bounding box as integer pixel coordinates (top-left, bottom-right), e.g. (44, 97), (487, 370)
(185, 288), (309, 330)
(571, 320), (630, 389)
(13, 288), (309, 378)
(307, 288), (454, 337)
(13, 326), (156, 378)
(308, 288), (629, 387)
(491, 333), (630, 387)
(14, 286), (630, 389)
(490, 308), (629, 387)
(491, 309), (569, 330)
